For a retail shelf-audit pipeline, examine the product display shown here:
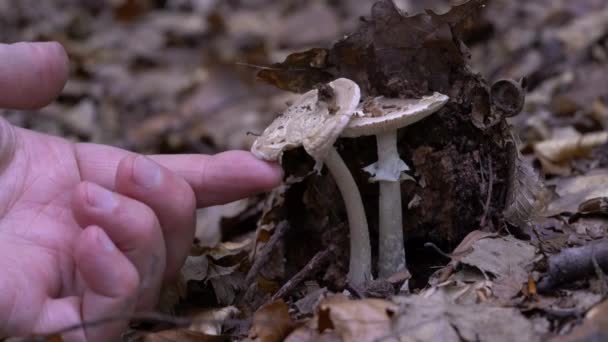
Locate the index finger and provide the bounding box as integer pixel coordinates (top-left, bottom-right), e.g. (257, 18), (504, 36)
(74, 143), (283, 207)
(152, 152), (283, 206)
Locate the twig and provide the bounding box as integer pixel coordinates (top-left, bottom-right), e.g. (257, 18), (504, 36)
(15, 312), (202, 342)
(245, 221), (290, 285)
(270, 249), (332, 302)
(538, 238), (608, 292)
(424, 242), (472, 259)
(591, 245), (608, 297)
(234, 62), (307, 72)
(345, 283), (365, 299)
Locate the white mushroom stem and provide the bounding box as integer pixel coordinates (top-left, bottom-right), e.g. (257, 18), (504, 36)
(376, 131), (406, 278)
(324, 146), (372, 287)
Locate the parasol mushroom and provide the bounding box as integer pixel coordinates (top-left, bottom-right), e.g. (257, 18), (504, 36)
(342, 93), (449, 278)
(252, 78), (373, 287)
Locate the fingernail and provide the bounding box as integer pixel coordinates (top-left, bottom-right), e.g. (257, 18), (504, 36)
(133, 156), (161, 189)
(86, 183), (117, 210)
(96, 228), (116, 252)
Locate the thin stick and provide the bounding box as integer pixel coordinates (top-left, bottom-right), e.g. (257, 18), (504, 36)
(270, 249), (332, 302)
(245, 221), (290, 285)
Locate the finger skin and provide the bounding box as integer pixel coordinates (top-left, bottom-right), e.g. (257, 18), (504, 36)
(115, 155), (195, 280)
(0, 116), (16, 174)
(151, 151), (283, 207)
(75, 142), (283, 206)
(75, 226), (139, 342)
(0, 42), (69, 109)
(71, 182), (166, 310)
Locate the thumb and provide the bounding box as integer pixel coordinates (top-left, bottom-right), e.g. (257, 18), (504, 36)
(0, 117), (16, 174)
(0, 42), (69, 109)
(75, 226), (140, 341)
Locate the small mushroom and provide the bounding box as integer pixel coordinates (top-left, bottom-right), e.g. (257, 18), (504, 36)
(342, 93), (449, 278)
(252, 78), (373, 287)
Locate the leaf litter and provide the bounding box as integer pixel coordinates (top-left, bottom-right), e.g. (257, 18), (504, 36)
(4, 0), (608, 341)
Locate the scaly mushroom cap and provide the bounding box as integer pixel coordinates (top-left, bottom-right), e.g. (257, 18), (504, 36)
(251, 78), (361, 163)
(342, 93), (449, 138)
(341, 93), (449, 182)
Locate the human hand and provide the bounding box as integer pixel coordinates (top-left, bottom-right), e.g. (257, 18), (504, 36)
(0, 42), (282, 341)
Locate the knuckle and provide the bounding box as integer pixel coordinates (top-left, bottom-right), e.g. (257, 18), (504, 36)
(134, 205), (160, 239)
(121, 266), (141, 297)
(117, 203), (160, 249)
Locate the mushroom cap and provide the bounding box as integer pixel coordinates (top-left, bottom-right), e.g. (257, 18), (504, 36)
(251, 78), (361, 162)
(341, 93), (449, 138)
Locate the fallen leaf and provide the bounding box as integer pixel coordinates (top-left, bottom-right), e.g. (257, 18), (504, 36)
(257, 48), (333, 93)
(393, 290), (540, 342)
(459, 235), (537, 300)
(249, 300), (296, 342)
(545, 169), (608, 216)
(287, 295), (398, 342)
(550, 298), (608, 342)
(534, 131), (608, 175)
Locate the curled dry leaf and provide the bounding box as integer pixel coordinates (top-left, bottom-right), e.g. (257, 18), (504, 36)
(249, 300), (296, 342)
(578, 197), (608, 215)
(449, 230), (497, 262)
(178, 246), (245, 305)
(256, 48), (332, 93)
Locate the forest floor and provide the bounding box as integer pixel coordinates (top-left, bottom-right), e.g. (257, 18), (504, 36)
(2, 0), (608, 341)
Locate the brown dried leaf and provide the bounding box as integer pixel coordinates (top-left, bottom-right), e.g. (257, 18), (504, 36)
(392, 291), (540, 342)
(287, 295), (397, 342)
(331, 0), (485, 97)
(256, 48), (333, 93)
(249, 300), (296, 342)
(458, 235), (537, 300)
